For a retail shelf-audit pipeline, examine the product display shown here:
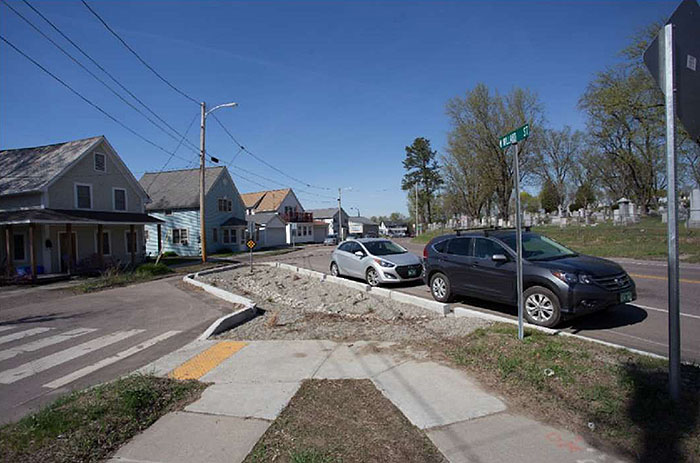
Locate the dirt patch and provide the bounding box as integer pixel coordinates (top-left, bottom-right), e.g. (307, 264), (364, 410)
(244, 379), (446, 463)
(199, 265), (489, 342)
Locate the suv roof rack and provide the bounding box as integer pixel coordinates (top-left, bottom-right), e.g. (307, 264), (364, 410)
(453, 226), (530, 237)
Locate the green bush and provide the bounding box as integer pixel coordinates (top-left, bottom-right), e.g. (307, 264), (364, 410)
(135, 263), (173, 276)
(162, 251), (178, 257)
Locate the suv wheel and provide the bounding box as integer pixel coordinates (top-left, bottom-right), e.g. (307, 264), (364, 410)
(366, 267), (380, 287)
(330, 262), (340, 277)
(523, 286), (562, 327)
(430, 272), (452, 303)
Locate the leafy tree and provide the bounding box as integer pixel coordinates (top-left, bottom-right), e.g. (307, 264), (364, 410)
(389, 212), (407, 223)
(445, 84), (544, 220)
(570, 182), (597, 212)
(539, 179), (560, 213)
(520, 191), (540, 214)
(401, 137), (443, 223)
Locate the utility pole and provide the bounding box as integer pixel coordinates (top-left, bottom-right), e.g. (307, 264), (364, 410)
(337, 188), (343, 241)
(199, 102), (207, 263)
(414, 183), (419, 236)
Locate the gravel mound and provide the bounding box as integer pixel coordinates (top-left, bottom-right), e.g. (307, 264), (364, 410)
(198, 265), (490, 342)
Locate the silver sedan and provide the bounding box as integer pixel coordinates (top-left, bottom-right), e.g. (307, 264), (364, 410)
(330, 238), (423, 286)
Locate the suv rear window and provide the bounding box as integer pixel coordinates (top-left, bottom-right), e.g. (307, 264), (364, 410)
(432, 239), (448, 253)
(447, 237), (472, 256)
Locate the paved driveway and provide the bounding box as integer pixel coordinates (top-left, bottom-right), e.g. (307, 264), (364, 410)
(0, 277), (235, 424)
(258, 241), (700, 363)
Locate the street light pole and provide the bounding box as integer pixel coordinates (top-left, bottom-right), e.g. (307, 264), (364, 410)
(199, 102), (207, 263)
(199, 101), (238, 263)
(337, 188), (343, 241)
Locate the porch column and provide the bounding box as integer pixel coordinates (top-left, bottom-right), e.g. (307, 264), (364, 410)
(29, 223), (37, 283)
(130, 224), (136, 267)
(97, 224), (104, 270)
(4, 225), (13, 278)
(157, 223), (162, 254)
(66, 223), (73, 275)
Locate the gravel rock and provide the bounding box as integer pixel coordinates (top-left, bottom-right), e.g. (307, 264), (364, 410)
(199, 265), (490, 342)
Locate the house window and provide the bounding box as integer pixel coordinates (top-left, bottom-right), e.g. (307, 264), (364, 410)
(172, 228), (188, 245)
(13, 234), (25, 261)
(213, 228), (218, 243)
(144, 230), (149, 242)
(164, 210), (173, 216)
(240, 230), (245, 244)
(218, 199), (226, 212)
(231, 228), (237, 243)
(94, 152), (106, 172)
(75, 184), (92, 209)
(113, 188), (127, 211)
(95, 231), (111, 255)
(228, 200), (232, 212)
(223, 229), (230, 244)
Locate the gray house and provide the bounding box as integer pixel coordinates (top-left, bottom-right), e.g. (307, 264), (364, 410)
(348, 216), (379, 237)
(139, 166), (247, 256)
(0, 136), (161, 280)
(307, 207), (349, 239)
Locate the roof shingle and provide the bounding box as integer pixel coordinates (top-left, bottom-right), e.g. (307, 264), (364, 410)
(139, 167), (225, 210)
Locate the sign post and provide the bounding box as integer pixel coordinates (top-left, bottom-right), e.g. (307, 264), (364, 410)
(247, 222), (256, 273)
(499, 123), (530, 341)
(643, 0), (700, 401)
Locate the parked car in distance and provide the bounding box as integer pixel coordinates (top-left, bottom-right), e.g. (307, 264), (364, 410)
(330, 238), (423, 286)
(422, 229), (636, 327)
(324, 234), (338, 246)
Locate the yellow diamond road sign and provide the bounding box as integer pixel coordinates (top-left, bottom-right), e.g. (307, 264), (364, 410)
(247, 240), (256, 249)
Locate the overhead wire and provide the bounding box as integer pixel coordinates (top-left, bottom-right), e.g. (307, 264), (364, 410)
(144, 111), (199, 191)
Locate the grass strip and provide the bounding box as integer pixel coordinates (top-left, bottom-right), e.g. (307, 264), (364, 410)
(439, 324), (700, 462)
(245, 379), (446, 463)
(0, 375), (206, 463)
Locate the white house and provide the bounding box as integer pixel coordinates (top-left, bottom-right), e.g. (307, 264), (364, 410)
(306, 207), (349, 239)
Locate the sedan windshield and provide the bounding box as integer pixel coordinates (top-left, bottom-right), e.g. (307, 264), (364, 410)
(363, 240), (407, 256)
(501, 233), (577, 261)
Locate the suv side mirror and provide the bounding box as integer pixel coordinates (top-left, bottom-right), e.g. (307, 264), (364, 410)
(492, 254), (508, 262)
(354, 251), (365, 258)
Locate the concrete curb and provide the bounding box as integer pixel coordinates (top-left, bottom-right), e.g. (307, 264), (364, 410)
(182, 269), (257, 340)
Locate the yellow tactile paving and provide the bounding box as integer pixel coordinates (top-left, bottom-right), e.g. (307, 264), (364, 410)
(169, 341), (247, 380)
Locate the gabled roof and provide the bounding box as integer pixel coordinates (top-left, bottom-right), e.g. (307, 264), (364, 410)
(349, 216), (377, 225)
(306, 207), (345, 219)
(246, 212), (286, 226)
(0, 136), (103, 196)
(139, 167), (225, 210)
(241, 188), (292, 213)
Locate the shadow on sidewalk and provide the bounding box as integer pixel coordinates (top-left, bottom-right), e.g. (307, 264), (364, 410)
(623, 362), (699, 462)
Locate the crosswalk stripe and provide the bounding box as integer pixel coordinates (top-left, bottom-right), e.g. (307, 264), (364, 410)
(0, 326), (17, 333)
(0, 327), (52, 345)
(0, 329), (144, 384)
(44, 330), (181, 389)
(0, 328), (97, 362)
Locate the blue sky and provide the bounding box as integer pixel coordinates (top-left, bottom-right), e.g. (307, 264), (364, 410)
(0, 0), (676, 217)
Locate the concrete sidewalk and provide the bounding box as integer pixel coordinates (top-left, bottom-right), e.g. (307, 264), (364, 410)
(111, 339), (627, 463)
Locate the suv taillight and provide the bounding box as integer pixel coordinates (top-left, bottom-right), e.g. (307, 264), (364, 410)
(423, 245), (428, 259)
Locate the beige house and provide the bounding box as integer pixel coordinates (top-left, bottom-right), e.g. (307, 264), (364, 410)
(0, 136), (161, 281)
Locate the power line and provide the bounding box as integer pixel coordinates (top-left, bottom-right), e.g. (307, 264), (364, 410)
(81, 0), (199, 105)
(1, 0), (200, 163)
(144, 111), (199, 191)
(21, 0), (201, 155)
(0, 34), (194, 166)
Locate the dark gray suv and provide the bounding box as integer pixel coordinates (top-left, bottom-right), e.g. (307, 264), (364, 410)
(422, 229), (636, 327)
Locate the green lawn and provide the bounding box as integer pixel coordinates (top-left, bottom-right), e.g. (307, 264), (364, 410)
(413, 217), (699, 262)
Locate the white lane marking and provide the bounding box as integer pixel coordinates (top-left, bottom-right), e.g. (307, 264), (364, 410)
(0, 326), (17, 333)
(0, 328), (97, 362)
(0, 329), (144, 384)
(0, 327), (52, 345)
(44, 330), (180, 389)
(601, 329), (700, 355)
(631, 304), (700, 320)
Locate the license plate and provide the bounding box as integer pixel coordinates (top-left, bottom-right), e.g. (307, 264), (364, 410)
(408, 269), (418, 277)
(620, 291), (633, 303)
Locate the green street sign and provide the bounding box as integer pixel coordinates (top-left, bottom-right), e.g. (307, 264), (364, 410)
(499, 124), (530, 149)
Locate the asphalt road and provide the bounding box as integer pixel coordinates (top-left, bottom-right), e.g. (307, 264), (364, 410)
(0, 277), (234, 424)
(261, 240), (700, 363)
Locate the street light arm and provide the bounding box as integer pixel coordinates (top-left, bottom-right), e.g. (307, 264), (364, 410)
(205, 102), (238, 118)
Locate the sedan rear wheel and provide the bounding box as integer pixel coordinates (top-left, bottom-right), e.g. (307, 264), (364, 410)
(366, 267), (380, 287)
(523, 286), (562, 327)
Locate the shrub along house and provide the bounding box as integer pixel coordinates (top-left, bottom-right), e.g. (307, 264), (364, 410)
(0, 136), (161, 281)
(139, 166), (248, 256)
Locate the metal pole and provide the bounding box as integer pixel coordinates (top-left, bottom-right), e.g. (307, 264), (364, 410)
(337, 188), (343, 241)
(415, 183), (419, 236)
(514, 142), (524, 340)
(199, 102), (207, 263)
(663, 24), (680, 401)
